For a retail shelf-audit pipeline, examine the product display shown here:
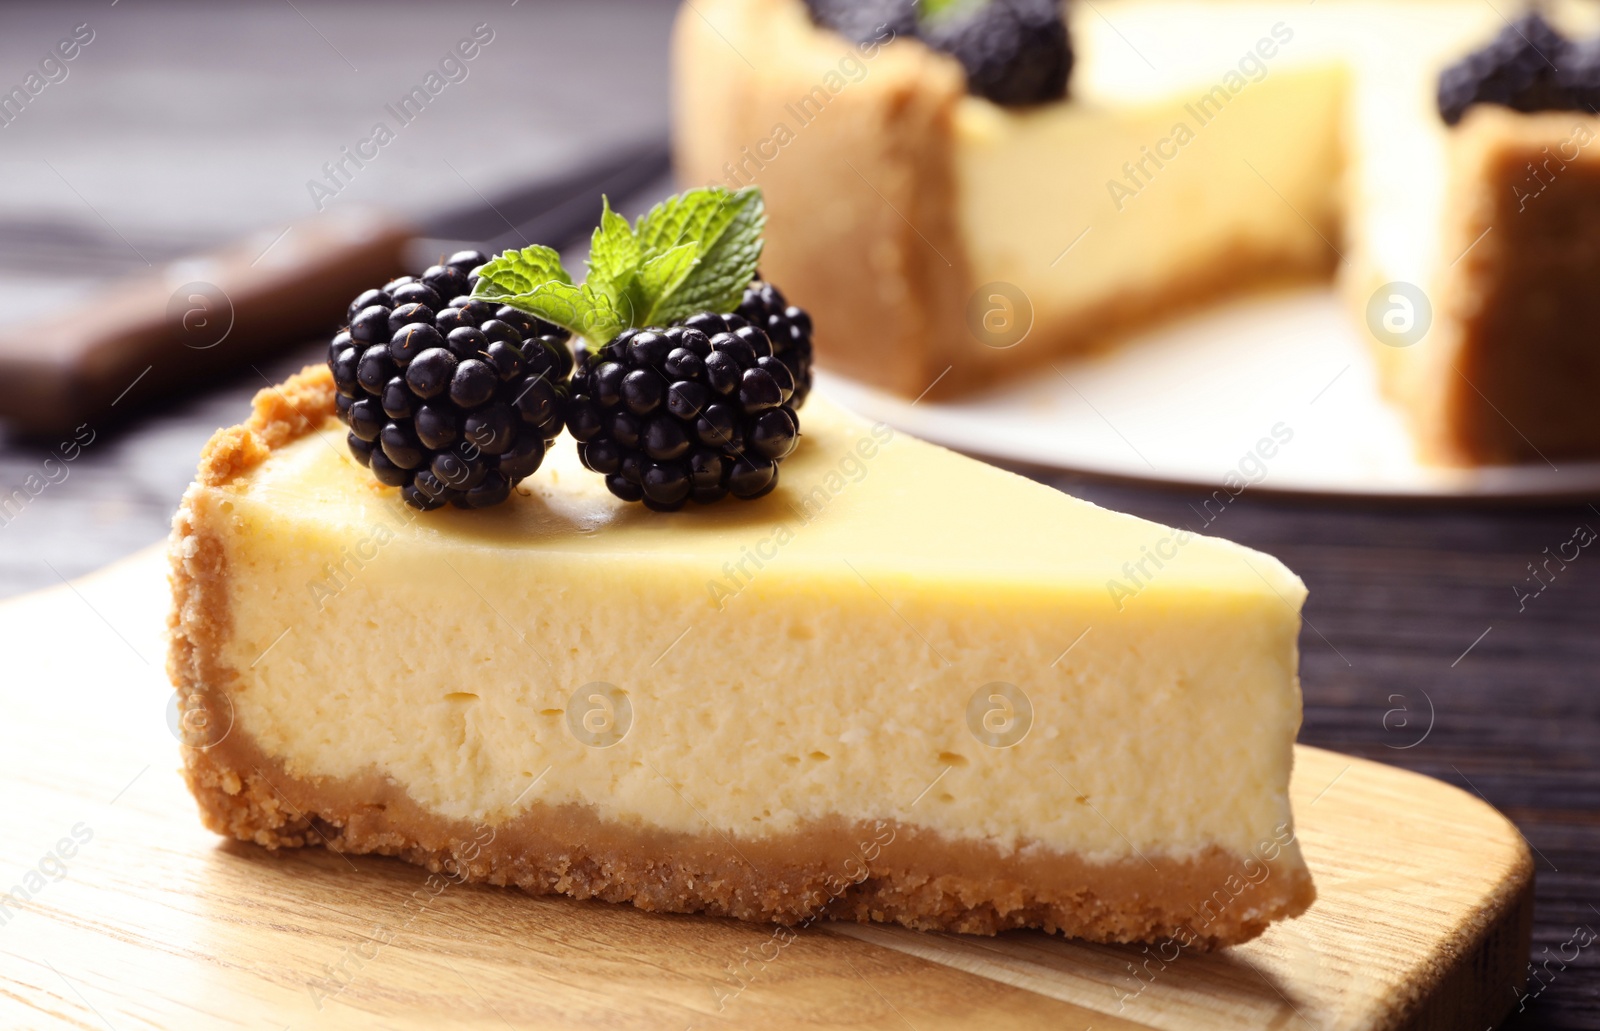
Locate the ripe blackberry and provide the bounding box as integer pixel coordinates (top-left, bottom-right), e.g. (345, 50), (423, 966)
(735, 279), (814, 409)
(566, 317), (802, 511)
(803, 0), (919, 44)
(328, 249), (573, 511)
(803, 0), (1071, 107)
(921, 0), (1072, 107)
(1438, 13), (1573, 125)
(1560, 36), (1600, 113)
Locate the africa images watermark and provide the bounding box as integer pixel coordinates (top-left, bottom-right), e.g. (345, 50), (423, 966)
(704, 421), (896, 610)
(1113, 821), (1298, 1010)
(307, 22), (496, 211)
(307, 823), (497, 1010)
(1105, 422), (1294, 610)
(0, 423), (97, 530)
(0, 22), (94, 129)
(1514, 922), (1597, 1016)
(715, 23), (898, 191)
(1513, 122), (1597, 212)
(304, 487), (446, 609)
(1512, 521), (1595, 613)
(1106, 22), (1294, 212)
(0, 823), (95, 931)
(708, 820), (897, 1012)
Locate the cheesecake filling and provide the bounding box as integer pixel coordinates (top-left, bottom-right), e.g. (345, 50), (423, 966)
(190, 397), (1306, 866)
(171, 368), (1313, 943)
(952, 3), (1347, 367)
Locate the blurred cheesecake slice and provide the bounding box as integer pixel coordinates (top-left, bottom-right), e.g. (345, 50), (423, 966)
(170, 365), (1314, 946)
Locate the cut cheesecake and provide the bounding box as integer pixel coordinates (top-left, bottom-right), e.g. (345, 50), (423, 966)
(674, 0), (1600, 464)
(170, 365), (1314, 946)
(673, 0), (1347, 399)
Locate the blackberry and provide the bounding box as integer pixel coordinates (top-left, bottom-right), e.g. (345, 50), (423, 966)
(566, 317), (801, 511)
(803, 0), (1071, 107)
(803, 0), (919, 44)
(328, 249), (574, 511)
(734, 279), (815, 409)
(921, 0), (1071, 107)
(1560, 36), (1600, 113)
(1438, 13), (1573, 125)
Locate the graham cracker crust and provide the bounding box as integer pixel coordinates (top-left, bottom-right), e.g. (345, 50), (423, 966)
(1426, 108), (1600, 465)
(182, 731), (1311, 947)
(167, 364), (1313, 948)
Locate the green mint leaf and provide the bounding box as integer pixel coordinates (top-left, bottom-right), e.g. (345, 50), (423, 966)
(472, 244), (571, 302)
(473, 244), (627, 341)
(637, 243), (702, 325)
(584, 197), (641, 309)
(494, 280), (626, 343)
(649, 187), (764, 324)
(636, 188), (735, 260)
(920, 0), (985, 23)
(470, 186), (766, 344)
(575, 284), (628, 342)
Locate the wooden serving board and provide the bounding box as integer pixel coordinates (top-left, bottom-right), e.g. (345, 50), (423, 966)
(0, 546), (1532, 1030)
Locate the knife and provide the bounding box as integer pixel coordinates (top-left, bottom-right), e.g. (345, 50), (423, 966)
(0, 137), (671, 436)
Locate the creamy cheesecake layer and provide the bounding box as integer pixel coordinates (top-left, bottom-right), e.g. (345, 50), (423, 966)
(956, 64), (1342, 351)
(963, 2), (1343, 361)
(180, 377), (1304, 863)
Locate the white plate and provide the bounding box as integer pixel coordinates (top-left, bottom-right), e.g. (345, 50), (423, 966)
(817, 286), (1600, 502)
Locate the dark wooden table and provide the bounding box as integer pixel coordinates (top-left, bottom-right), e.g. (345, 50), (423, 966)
(0, 1), (1594, 1027)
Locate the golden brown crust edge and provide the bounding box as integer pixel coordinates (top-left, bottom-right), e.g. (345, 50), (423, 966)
(167, 363), (338, 839)
(167, 363), (1314, 948)
(192, 363), (339, 487)
(1433, 109), (1600, 464)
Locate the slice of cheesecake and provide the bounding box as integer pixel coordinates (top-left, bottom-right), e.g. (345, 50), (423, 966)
(170, 364), (1314, 946)
(673, 0), (1347, 400)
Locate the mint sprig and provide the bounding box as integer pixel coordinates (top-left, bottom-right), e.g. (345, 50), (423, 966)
(919, 0), (985, 22)
(471, 186), (766, 343)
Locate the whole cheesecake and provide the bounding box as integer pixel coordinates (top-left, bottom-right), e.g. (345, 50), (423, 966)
(674, 0), (1345, 400)
(674, 0), (1600, 465)
(170, 363), (1314, 946)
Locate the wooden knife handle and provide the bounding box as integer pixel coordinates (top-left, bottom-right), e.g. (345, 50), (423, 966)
(0, 209), (412, 436)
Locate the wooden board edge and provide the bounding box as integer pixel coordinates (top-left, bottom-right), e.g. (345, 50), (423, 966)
(1400, 865), (1534, 1031)
(1294, 746), (1535, 1031)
